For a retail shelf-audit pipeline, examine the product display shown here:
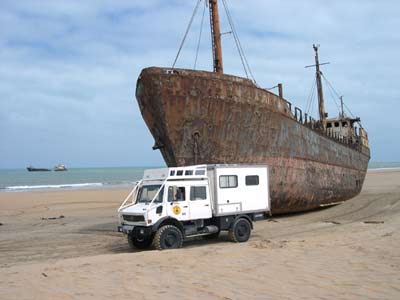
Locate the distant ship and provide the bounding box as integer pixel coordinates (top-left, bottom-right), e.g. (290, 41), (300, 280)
(135, 0), (370, 214)
(26, 166), (51, 172)
(54, 165), (67, 171)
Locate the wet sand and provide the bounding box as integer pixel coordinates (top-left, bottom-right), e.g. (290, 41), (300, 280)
(0, 170), (399, 299)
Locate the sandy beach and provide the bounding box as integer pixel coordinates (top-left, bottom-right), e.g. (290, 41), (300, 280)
(0, 169), (399, 299)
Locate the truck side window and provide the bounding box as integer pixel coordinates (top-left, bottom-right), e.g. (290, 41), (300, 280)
(245, 175), (259, 186)
(195, 169), (205, 175)
(190, 186), (207, 200)
(219, 175), (238, 188)
(168, 186), (186, 202)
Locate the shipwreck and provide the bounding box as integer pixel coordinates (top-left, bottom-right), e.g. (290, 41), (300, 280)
(135, 0), (370, 214)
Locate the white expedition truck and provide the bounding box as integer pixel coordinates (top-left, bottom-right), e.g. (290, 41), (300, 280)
(117, 164), (270, 250)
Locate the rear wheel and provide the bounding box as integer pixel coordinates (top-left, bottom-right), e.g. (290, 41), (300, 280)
(127, 234), (153, 249)
(228, 218), (251, 243)
(153, 225), (183, 250)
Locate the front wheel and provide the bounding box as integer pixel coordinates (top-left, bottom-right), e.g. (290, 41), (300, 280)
(228, 218), (251, 243)
(153, 225), (183, 250)
(127, 234), (153, 249)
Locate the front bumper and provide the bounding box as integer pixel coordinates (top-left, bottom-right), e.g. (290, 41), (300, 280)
(118, 224), (153, 238)
(118, 224), (133, 234)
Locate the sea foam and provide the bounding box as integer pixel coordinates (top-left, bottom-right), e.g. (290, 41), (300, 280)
(5, 182), (104, 191)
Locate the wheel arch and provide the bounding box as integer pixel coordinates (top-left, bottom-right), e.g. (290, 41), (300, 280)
(233, 214), (253, 229)
(152, 217), (184, 234)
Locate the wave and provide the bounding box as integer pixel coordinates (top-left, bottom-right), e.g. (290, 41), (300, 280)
(368, 167), (400, 171)
(4, 182), (104, 191)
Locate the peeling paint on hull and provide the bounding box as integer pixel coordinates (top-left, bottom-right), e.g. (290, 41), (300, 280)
(136, 67), (370, 214)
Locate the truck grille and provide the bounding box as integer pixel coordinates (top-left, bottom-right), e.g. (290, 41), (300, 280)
(123, 214), (145, 222)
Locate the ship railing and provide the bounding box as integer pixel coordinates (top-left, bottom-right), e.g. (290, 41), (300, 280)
(292, 105), (318, 129)
(284, 100), (292, 115)
(287, 101), (292, 112)
(289, 104), (362, 151)
(324, 128), (362, 150)
(294, 107), (303, 123)
(305, 115), (317, 129)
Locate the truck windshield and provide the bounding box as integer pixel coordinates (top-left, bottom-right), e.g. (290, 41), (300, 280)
(137, 185), (164, 203)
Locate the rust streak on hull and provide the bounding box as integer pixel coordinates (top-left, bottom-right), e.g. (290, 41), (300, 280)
(136, 67), (370, 214)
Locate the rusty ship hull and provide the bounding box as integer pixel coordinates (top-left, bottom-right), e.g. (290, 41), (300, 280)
(136, 67), (370, 214)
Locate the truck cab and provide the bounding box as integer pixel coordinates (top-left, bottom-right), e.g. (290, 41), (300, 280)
(118, 164), (269, 250)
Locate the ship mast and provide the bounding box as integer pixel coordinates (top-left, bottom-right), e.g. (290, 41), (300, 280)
(340, 96), (345, 118)
(313, 44), (326, 127)
(209, 0), (223, 73)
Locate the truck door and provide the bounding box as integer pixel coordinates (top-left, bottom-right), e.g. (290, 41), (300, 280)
(216, 173), (242, 214)
(166, 185), (190, 221)
(189, 185), (212, 220)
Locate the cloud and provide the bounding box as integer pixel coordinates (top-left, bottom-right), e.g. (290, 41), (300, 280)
(0, 0), (399, 168)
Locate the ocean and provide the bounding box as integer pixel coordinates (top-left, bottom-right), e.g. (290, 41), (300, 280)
(0, 162), (399, 192)
(0, 167), (158, 192)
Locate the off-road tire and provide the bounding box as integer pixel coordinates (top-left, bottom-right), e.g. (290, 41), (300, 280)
(127, 234), (153, 250)
(153, 225), (183, 250)
(228, 218), (251, 243)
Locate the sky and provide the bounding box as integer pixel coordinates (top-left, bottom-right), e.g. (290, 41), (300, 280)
(0, 0), (399, 169)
